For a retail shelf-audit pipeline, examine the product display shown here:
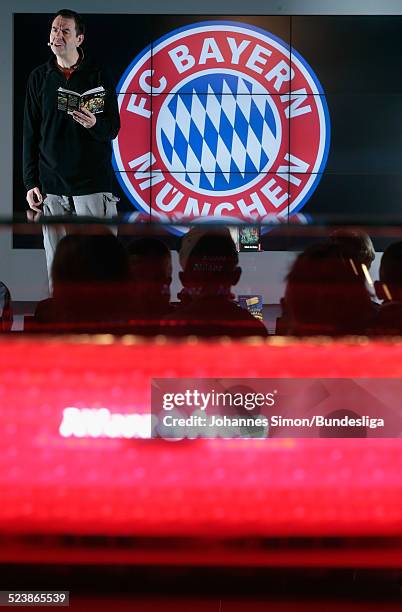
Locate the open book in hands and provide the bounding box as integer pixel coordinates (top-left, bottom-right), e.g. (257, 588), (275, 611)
(57, 86), (106, 114)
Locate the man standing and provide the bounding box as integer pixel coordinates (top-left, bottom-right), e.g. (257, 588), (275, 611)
(23, 9), (120, 281)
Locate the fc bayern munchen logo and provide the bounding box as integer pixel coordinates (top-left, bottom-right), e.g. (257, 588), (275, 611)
(113, 21), (330, 230)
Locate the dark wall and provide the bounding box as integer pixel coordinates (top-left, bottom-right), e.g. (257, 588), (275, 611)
(14, 15), (402, 248)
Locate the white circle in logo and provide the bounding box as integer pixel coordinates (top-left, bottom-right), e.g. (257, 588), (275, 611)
(156, 69), (282, 197)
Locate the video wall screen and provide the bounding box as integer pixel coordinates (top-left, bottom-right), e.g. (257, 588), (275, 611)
(13, 14), (402, 247)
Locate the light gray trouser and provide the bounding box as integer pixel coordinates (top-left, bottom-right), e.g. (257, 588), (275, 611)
(42, 192), (119, 287)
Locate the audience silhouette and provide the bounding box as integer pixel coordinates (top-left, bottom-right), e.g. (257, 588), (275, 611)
(329, 229), (376, 271)
(125, 237), (174, 334)
(0, 281), (13, 331)
(161, 228), (268, 337)
(33, 231), (131, 332)
(371, 240), (402, 335)
(25, 222), (402, 339)
(127, 238), (172, 315)
(278, 241), (374, 336)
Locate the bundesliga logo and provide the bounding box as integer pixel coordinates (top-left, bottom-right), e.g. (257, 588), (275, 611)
(113, 22), (330, 230)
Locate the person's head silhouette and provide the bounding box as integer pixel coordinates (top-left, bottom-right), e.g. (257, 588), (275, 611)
(375, 240), (402, 303)
(180, 230), (240, 298)
(285, 241), (372, 335)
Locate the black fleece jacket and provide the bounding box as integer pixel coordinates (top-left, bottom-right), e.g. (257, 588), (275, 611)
(23, 55), (120, 196)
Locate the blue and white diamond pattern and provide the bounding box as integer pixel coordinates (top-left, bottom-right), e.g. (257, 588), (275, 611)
(156, 72), (281, 194)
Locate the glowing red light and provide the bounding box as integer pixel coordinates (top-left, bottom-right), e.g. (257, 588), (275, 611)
(0, 337), (401, 542)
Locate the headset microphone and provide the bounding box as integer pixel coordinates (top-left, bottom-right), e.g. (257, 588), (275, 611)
(47, 42), (52, 46)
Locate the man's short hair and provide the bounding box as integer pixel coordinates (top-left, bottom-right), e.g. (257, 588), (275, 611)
(179, 227), (234, 271)
(329, 229), (375, 268)
(184, 232), (239, 284)
(51, 9), (85, 36)
(285, 241), (372, 334)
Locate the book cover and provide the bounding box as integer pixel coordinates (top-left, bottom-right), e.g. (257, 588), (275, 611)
(238, 295), (264, 321)
(57, 86), (106, 114)
(238, 226), (261, 251)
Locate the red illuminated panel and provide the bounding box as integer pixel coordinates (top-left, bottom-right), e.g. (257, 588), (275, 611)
(0, 337), (401, 540)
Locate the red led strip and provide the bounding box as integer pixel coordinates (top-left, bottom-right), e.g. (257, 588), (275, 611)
(0, 337), (401, 540)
